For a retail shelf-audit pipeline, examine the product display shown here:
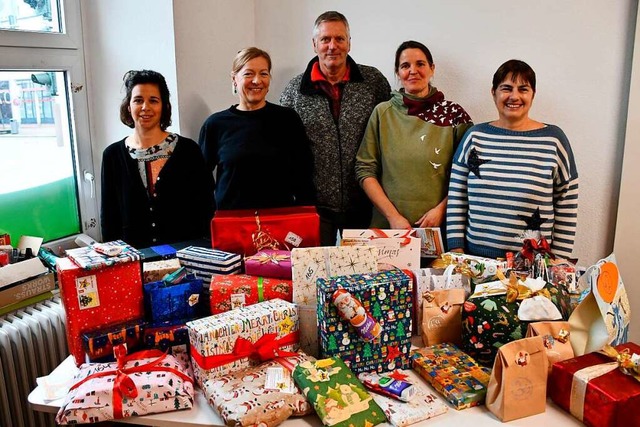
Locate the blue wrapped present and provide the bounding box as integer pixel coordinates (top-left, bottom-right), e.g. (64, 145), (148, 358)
(176, 246), (241, 284)
(82, 319), (146, 362)
(143, 275), (204, 324)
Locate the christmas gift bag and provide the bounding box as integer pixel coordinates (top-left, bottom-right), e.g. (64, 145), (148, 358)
(56, 346), (194, 424)
(317, 270), (413, 374)
(411, 343), (492, 410)
(421, 288), (466, 347)
(486, 336), (549, 421)
(340, 229), (421, 270)
(143, 275), (203, 324)
(569, 253), (630, 356)
(211, 206), (320, 256)
(292, 357), (387, 427)
(203, 353), (314, 427)
(525, 321), (574, 373)
(244, 249), (292, 279)
(176, 246), (242, 284)
(209, 274), (293, 314)
(142, 258), (181, 284)
(82, 319), (146, 362)
(429, 265), (471, 296)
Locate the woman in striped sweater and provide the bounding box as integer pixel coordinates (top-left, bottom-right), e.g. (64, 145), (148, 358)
(446, 60), (578, 259)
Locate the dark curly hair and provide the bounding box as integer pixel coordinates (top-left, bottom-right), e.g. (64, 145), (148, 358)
(119, 69), (172, 130)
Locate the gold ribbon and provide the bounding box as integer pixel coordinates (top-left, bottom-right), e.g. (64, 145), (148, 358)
(431, 254), (477, 278)
(601, 345), (640, 381)
(245, 251), (290, 265)
(495, 270), (552, 303)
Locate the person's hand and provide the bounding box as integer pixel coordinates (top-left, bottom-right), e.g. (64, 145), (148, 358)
(414, 202), (446, 228)
(387, 214), (412, 230)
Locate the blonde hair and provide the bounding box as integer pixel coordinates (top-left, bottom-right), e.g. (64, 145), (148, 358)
(231, 47), (272, 76)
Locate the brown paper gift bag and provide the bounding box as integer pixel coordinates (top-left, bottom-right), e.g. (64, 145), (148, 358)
(486, 336), (549, 422)
(526, 321), (574, 373)
(421, 288), (466, 346)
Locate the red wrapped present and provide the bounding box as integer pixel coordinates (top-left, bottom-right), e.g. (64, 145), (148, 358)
(210, 206), (320, 256)
(549, 342), (640, 426)
(57, 256), (144, 366)
(209, 274), (292, 314)
(244, 249), (292, 279)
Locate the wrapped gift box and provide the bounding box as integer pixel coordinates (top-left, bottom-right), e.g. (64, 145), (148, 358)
(143, 322), (192, 376)
(340, 229), (421, 270)
(244, 249), (292, 279)
(435, 253), (507, 284)
(187, 298), (299, 387)
(293, 357), (386, 427)
(176, 246), (241, 284)
(411, 343), (492, 410)
(209, 274), (292, 314)
(65, 240), (142, 270)
(142, 258), (181, 284)
(365, 371), (448, 427)
(57, 256), (144, 366)
(143, 276), (203, 324)
(203, 353), (314, 427)
(82, 319), (146, 362)
(317, 270), (413, 374)
(549, 342), (640, 427)
(56, 349), (194, 424)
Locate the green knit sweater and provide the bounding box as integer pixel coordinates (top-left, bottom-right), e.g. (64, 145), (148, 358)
(355, 89), (472, 228)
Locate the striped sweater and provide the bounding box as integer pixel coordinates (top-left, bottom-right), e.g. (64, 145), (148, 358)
(446, 122), (579, 259)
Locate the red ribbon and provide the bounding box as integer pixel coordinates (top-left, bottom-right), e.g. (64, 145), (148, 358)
(68, 345), (193, 419)
(191, 331), (299, 370)
(386, 345), (401, 362)
(370, 228), (413, 247)
(521, 238), (555, 262)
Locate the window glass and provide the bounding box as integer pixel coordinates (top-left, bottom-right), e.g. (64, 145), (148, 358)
(0, 70), (81, 242)
(0, 0), (62, 33)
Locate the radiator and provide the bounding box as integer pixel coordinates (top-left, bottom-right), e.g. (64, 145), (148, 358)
(0, 296), (68, 427)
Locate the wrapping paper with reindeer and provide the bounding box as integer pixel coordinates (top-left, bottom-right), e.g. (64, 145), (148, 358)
(203, 353), (314, 427)
(186, 299), (299, 388)
(569, 253), (630, 356)
(340, 229), (421, 270)
(317, 270), (413, 374)
(486, 336), (549, 422)
(55, 347), (194, 424)
(461, 274), (571, 367)
(292, 357), (387, 427)
(411, 343), (492, 410)
(209, 274), (293, 314)
(421, 288), (466, 347)
(549, 342), (640, 427)
(526, 321), (574, 373)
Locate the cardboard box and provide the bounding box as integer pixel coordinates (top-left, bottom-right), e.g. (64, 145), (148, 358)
(0, 258), (54, 308)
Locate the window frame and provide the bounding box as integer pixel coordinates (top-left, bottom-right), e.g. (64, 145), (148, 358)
(0, 0), (99, 246)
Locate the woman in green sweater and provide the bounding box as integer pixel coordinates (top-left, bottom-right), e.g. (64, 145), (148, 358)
(356, 40), (472, 230)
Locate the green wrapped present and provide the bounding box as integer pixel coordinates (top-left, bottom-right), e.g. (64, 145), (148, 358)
(292, 357), (387, 427)
(411, 343), (491, 410)
(317, 270), (412, 373)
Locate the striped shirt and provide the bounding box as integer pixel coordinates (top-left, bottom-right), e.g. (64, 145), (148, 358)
(446, 122), (579, 259)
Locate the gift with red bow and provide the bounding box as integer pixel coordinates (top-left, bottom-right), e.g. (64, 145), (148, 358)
(56, 345), (194, 424)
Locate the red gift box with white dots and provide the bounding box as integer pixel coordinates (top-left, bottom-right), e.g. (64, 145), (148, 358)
(57, 256), (144, 366)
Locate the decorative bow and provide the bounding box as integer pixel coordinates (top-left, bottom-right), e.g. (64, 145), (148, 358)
(386, 345), (401, 362)
(252, 212), (290, 252)
(245, 251), (290, 265)
(521, 237), (555, 262)
(601, 345), (640, 382)
(370, 228), (413, 247)
(431, 253), (477, 279)
(496, 270), (552, 303)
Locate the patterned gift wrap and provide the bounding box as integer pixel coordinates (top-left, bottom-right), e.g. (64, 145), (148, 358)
(435, 253), (507, 285)
(411, 343), (492, 410)
(82, 319), (146, 362)
(292, 357), (386, 427)
(317, 270), (413, 374)
(204, 353), (314, 427)
(244, 249), (292, 280)
(209, 274), (293, 314)
(66, 240), (143, 270)
(143, 322), (192, 375)
(549, 343), (640, 427)
(365, 370), (448, 427)
(55, 349), (194, 424)
(461, 281), (571, 367)
(176, 246), (242, 284)
(187, 298), (299, 387)
(57, 256), (144, 366)
(143, 276), (203, 324)
(142, 258), (181, 284)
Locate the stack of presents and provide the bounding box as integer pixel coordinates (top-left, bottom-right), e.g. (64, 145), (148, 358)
(51, 207), (638, 426)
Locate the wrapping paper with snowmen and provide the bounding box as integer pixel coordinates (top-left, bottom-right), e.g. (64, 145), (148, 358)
(317, 270), (413, 374)
(203, 353), (314, 427)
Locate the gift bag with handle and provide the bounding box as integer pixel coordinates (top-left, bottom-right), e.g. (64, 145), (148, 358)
(421, 288), (466, 347)
(525, 321), (574, 373)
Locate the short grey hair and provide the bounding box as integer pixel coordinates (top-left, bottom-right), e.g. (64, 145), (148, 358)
(312, 11), (350, 40)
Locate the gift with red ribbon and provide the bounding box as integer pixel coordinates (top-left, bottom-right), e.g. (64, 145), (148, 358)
(55, 345), (194, 424)
(186, 298), (299, 387)
(549, 342), (640, 426)
(209, 273), (293, 314)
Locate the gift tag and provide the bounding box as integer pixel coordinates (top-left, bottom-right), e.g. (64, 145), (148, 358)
(76, 275), (100, 309)
(230, 293), (246, 309)
(264, 365), (295, 393)
(284, 232), (303, 248)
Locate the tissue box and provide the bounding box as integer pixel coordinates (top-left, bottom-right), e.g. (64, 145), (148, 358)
(411, 343), (492, 410)
(209, 274), (292, 314)
(549, 342), (640, 427)
(143, 276), (203, 324)
(176, 246), (241, 284)
(57, 256), (144, 366)
(244, 249), (292, 279)
(142, 258), (181, 283)
(82, 319), (146, 362)
(187, 299), (299, 387)
(317, 270), (413, 374)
